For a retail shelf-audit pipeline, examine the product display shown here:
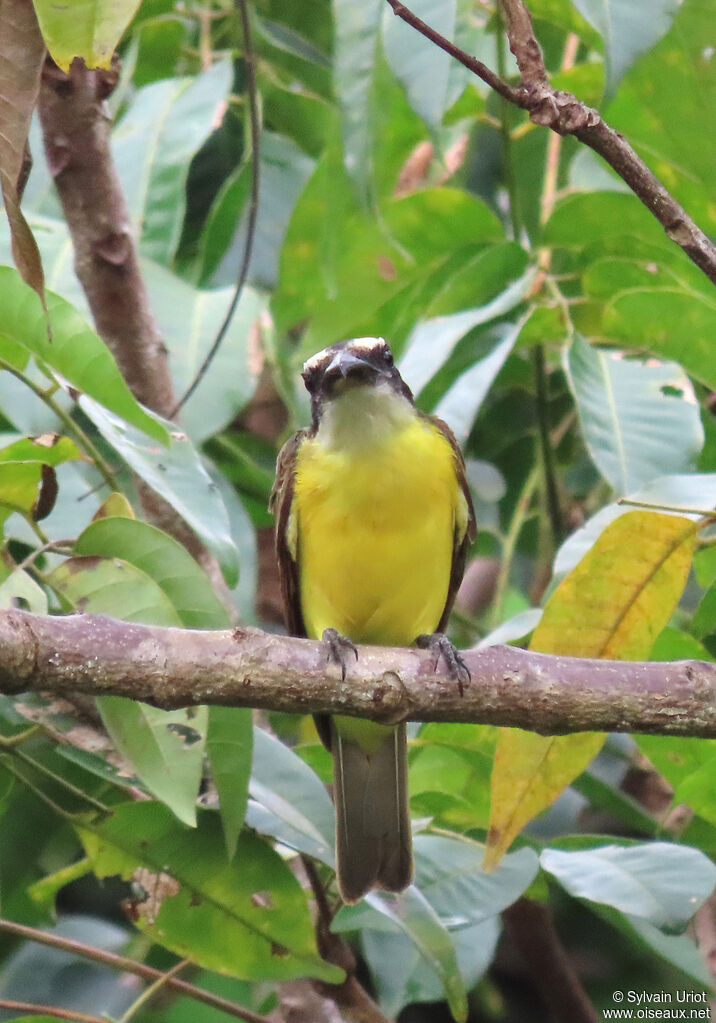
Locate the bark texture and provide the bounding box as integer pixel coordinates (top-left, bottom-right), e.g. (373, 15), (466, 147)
(1, 609), (714, 737)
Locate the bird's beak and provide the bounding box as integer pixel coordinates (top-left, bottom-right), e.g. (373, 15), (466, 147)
(323, 350), (378, 388)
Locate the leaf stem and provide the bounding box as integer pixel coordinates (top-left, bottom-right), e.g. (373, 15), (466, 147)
(491, 463), (540, 626)
(532, 344), (563, 547)
(0, 724), (41, 747)
(0, 754), (77, 820)
(119, 957), (190, 1022)
(617, 498), (716, 520)
(0, 356), (118, 489)
(7, 744), (112, 814)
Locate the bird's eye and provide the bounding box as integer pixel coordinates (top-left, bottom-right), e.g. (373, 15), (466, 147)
(383, 348), (394, 366)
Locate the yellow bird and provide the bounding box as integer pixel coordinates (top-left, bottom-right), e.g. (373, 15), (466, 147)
(271, 337), (475, 902)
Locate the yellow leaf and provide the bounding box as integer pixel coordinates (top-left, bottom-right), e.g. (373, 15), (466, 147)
(484, 512), (697, 870)
(92, 492), (135, 521)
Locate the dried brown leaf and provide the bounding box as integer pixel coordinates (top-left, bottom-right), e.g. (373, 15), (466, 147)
(0, 0), (46, 298)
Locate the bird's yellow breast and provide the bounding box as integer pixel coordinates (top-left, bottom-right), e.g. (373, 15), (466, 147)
(293, 411), (460, 646)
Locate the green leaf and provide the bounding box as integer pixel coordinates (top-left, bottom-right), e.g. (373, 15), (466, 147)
(381, 0), (456, 128)
(650, 626), (714, 664)
(0, 568), (48, 613)
(282, 178), (504, 352)
(0, 433), (84, 466)
(565, 335), (703, 493)
(246, 727), (336, 867)
(45, 551), (208, 823)
(541, 843), (716, 932)
(691, 581), (716, 644)
(47, 554), (181, 625)
(144, 260), (267, 445)
(0, 461), (46, 527)
(78, 396), (239, 587)
(637, 735), (716, 828)
(366, 885), (468, 1023)
(0, 213), (264, 446)
(412, 836), (539, 924)
(0, 263), (40, 369)
(399, 267), (534, 398)
(622, 913), (714, 988)
(31, 0), (142, 70)
(200, 131), (315, 290)
(207, 706), (253, 860)
(28, 857), (92, 910)
(255, 15), (331, 68)
(571, 0), (679, 97)
(433, 320), (524, 444)
(543, 191), (673, 253)
(97, 697), (207, 827)
(332, 0), (382, 193)
(208, 467), (258, 623)
(75, 802), (344, 983)
(0, 266), (168, 443)
(603, 289), (716, 391)
(112, 61), (232, 265)
(361, 917), (499, 1019)
(604, 0), (716, 235)
(74, 517), (229, 629)
(336, 841), (537, 1021)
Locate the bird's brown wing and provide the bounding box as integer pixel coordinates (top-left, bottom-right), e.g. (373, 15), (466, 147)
(426, 414), (477, 632)
(269, 428), (310, 637)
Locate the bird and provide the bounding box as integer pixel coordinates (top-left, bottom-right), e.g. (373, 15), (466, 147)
(270, 336), (476, 902)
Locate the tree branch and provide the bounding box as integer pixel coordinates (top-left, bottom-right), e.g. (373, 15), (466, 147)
(0, 917), (268, 1023)
(385, 0), (716, 284)
(38, 57), (174, 417)
(36, 56), (232, 600)
(1, 609), (714, 737)
(502, 899), (600, 1023)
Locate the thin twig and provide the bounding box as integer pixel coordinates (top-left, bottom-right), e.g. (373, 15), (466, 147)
(385, 0), (523, 104)
(119, 957), (190, 1022)
(384, 0), (716, 284)
(171, 0), (261, 416)
(617, 498), (716, 518)
(0, 356), (118, 490)
(491, 462), (540, 626)
(532, 343), (562, 546)
(0, 999), (108, 1023)
(0, 918), (269, 1023)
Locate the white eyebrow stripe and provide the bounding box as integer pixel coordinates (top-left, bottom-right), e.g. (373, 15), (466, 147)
(302, 338), (388, 375)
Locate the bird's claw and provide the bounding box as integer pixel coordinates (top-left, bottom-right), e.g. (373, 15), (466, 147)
(322, 628), (359, 681)
(416, 632), (470, 696)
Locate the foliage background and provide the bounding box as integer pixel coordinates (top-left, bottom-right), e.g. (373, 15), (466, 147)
(0, 0), (715, 1019)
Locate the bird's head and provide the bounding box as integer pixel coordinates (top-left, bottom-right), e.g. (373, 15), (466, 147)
(302, 338), (414, 430)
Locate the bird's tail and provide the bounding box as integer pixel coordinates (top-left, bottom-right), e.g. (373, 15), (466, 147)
(331, 718), (412, 903)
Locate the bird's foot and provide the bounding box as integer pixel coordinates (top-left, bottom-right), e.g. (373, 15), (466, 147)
(322, 628), (358, 681)
(416, 632), (470, 696)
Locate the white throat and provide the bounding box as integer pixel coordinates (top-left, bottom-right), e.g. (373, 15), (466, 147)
(316, 382), (416, 452)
